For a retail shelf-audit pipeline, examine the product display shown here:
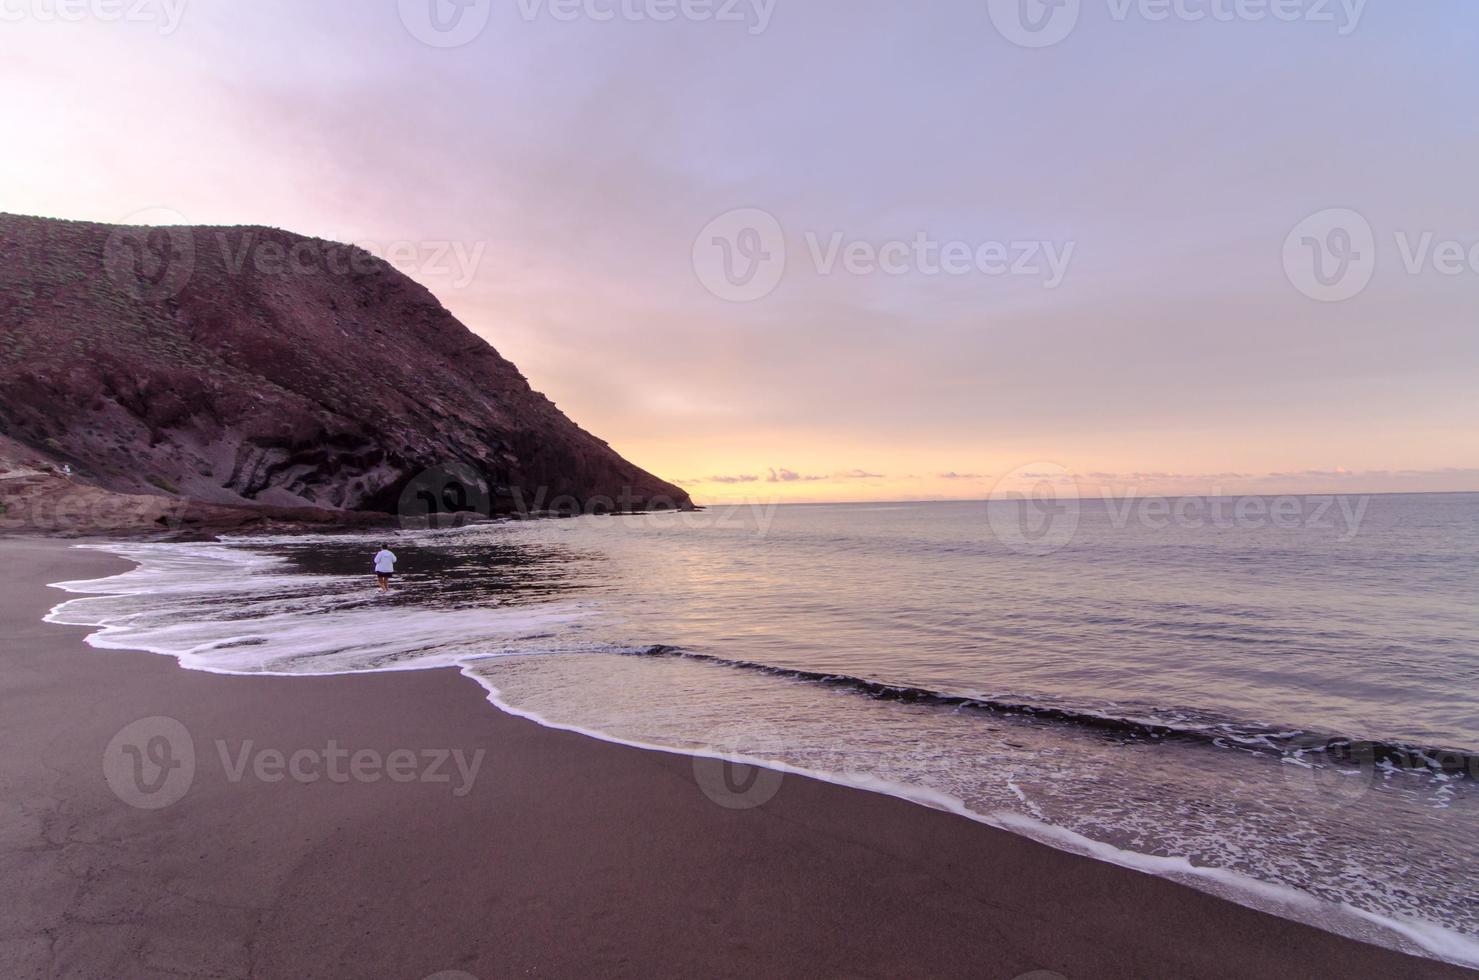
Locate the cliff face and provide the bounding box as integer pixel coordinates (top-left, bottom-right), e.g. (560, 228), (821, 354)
(0, 213), (690, 521)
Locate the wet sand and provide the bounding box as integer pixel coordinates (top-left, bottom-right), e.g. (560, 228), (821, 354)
(0, 537), (1469, 979)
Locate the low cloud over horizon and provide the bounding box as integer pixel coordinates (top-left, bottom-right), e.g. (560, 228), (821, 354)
(682, 467), (889, 486)
(674, 467), (1479, 504)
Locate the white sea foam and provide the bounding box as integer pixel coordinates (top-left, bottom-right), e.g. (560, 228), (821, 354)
(47, 542), (594, 675)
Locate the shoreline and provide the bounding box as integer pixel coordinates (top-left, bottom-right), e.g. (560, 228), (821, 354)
(4, 536), (1473, 978)
(467, 676), (1479, 968)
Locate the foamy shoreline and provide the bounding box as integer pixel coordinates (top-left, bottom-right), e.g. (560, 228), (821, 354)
(39, 535), (1479, 971)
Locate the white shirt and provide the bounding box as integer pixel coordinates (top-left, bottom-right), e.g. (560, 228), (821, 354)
(374, 549), (397, 574)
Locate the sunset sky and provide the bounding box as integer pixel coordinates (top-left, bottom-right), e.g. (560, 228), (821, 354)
(3, 0), (1476, 503)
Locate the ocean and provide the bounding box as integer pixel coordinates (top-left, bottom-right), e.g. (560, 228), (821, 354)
(46, 494), (1479, 967)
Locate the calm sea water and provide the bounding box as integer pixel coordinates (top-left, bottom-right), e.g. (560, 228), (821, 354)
(48, 494), (1479, 965)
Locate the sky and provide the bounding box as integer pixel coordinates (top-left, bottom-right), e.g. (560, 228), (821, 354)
(2, 0), (1477, 503)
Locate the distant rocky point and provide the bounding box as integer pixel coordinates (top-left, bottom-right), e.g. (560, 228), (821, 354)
(0, 212), (690, 533)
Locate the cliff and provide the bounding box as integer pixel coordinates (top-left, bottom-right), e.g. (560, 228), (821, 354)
(0, 213), (690, 531)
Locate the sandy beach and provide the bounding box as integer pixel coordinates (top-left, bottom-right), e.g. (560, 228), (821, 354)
(0, 537), (1469, 980)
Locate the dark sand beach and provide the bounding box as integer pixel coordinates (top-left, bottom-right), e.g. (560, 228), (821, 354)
(1, 538), (1469, 980)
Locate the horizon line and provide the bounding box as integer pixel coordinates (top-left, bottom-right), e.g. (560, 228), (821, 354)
(690, 487), (1479, 507)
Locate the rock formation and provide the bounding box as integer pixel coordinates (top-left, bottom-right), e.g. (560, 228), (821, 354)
(0, 213), (690, 530)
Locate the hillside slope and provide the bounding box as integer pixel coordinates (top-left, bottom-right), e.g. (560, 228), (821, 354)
(0, 213), (689, 524)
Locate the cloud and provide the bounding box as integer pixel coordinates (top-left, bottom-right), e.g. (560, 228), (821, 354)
(1268, 470), (1338, 478)
(767, 467), (826, 482)
(1047, 468), (1479, 491)
(937, 471), (986, 480)
(766, 467), (884, 483)
(684, 474), (761, 484)
(1396, 467), (1479, 477)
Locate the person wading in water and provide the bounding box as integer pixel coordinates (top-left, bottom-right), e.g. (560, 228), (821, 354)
(373, 545), (397, 593)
